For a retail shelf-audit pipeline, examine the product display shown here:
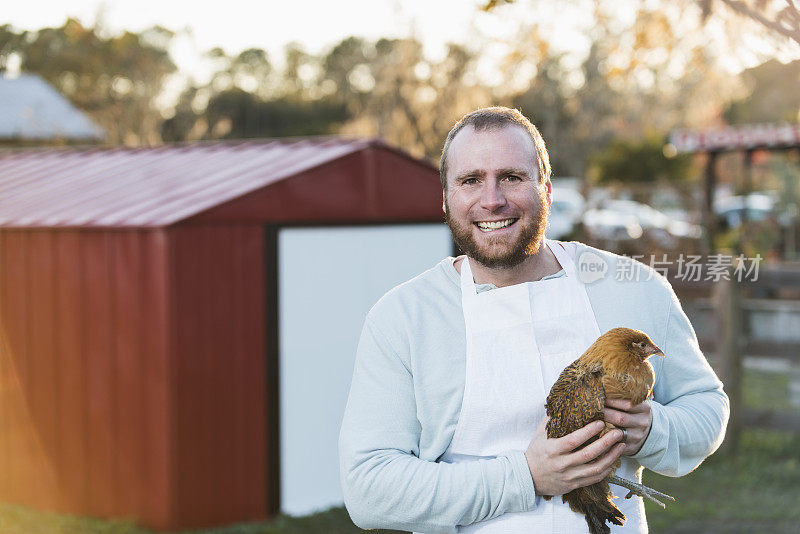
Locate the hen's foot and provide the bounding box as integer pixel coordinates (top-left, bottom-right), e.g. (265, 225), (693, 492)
(608, 474), (675, 509)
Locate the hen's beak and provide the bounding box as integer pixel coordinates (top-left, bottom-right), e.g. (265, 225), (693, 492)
(649, 345), (665, 357)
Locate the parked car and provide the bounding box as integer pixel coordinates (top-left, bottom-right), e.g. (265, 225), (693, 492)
(582, 207), (644, 242)
(714, 193), (775, 228)
(603, 200), (703, 241)
(582, 199), (702, 251)
(547, 187), (585, 239)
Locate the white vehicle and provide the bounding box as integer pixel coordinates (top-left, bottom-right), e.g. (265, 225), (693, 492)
(547, 187), (585, 240)
(581, 199), (702, 249)
(603, 200), (703, 240)
(582, 207), (644, 242)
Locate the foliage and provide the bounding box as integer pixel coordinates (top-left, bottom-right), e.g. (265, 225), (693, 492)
(724, 59), (800, 124)
(160, 44), (351, 141)
(160, 36), (487, 155)
(321, 37), (490, 159)
(497, 1), (742, 177)
(484, 0), (800, 47)
(164, 88), (349, 141)
(590, 135), (693, 184)
(1, 1), (784, 173)
(702, 0), (800, 47)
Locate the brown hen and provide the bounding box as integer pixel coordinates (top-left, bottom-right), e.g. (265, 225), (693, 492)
(543, 327), (675, 534)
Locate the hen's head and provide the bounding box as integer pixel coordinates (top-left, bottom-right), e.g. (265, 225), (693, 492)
(599, 327), (664, 361)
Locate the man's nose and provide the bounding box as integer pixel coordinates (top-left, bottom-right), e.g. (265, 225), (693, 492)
(479, 180), (507, 211)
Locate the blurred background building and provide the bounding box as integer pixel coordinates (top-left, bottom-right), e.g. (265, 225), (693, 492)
(0, 139), (448, 529)
(0, 72), (104, 145)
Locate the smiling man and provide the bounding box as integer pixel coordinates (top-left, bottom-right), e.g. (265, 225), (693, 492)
(339, 107), (728, 533)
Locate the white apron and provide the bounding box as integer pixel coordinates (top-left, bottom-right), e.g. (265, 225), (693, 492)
(439, 240), (645, 533)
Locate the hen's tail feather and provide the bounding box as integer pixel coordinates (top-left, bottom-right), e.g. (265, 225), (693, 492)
(563, 481), (625, 534)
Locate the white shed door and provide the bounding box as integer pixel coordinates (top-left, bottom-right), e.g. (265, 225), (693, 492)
(278, 224), (452, 516)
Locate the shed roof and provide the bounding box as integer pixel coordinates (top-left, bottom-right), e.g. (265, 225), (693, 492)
(0, 73), (104, 141)
(0, 138), (443, 228)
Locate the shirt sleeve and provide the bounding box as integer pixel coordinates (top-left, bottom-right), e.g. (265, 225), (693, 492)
(339, 315), (536, 533)
(630, 282), (730, 476)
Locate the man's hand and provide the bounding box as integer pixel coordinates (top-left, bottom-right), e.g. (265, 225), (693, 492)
(524, 418), (625, 496)
(603, 398), (653, 455)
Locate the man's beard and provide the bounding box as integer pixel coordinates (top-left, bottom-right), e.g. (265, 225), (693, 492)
(445, 198), (549, 269)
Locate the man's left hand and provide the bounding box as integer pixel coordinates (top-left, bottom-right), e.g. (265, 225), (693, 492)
(603, 398), (653, 456)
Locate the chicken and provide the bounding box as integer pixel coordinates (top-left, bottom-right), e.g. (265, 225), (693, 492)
(543, 327), (675, 534)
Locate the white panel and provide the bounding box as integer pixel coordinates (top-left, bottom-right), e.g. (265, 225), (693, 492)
(278, 224), (452, 515)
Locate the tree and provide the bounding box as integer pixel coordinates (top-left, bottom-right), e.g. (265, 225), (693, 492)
(498, 3), (740, 176)
(204, 89), (348, 139)
(162, 44), (350, 141)
(483, 0), (800, 46)
(321, 36), (490, 159)
(724, 59), (800, 123)
(701, 0), (800, 46)
(590, 134), (693, 184)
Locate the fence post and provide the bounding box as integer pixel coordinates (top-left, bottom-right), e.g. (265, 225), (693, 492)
(712, 274), (743, 454)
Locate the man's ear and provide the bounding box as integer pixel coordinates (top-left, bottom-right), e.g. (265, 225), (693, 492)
(544, 178), (553, 206)
(442, 190), (447, 214)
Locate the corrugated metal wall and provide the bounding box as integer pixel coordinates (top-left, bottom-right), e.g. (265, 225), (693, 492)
(0, 225), (270, 529)
(0, 229), (172, 523)
(169, 224), (269, 528)
(0, 140), (443, 530)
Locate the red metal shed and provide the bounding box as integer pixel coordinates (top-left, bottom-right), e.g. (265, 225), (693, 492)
(0, 138), (444, 530)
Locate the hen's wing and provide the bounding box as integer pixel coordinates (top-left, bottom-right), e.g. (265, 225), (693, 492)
(545, 360), (606, 440)
(544, 359), (625, 533)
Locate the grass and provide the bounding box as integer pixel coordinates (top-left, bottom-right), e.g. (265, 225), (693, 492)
(2, 369), (798, 533)
(644, 366), (800, 533)
(644, 429), (800, 534)
(0, 503), (144, 534)
(742, 367), (795, 411)
(0, 504), (400, 534)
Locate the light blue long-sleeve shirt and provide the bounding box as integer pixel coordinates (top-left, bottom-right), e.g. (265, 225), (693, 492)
(339, 241), (729, 533)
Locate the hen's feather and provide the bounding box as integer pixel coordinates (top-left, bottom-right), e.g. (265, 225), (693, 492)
(545, 360), (606, 438)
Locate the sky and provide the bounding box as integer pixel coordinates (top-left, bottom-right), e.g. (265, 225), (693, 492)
(4, 0), (488, 80)
(4, 0), (796, 86)
(3, 0), (633, 85)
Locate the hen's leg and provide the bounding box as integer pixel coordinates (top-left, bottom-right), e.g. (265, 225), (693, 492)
(607, 474), (675, 509)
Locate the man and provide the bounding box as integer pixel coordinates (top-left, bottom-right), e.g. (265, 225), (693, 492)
(339, 107), (728, 533)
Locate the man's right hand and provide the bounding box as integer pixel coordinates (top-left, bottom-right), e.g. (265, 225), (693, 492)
(524, 418), (625, 496)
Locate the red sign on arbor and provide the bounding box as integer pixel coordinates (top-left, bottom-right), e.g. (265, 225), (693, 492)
(670, 123), (800, 153)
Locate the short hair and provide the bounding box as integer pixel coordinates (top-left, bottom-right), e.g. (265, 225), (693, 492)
(439, 106), (551, 189)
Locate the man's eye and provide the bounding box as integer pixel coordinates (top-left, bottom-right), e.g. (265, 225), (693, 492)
(462, 178), (478, 185)
(504, 175), (521, 182)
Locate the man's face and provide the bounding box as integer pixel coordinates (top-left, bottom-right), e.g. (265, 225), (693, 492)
(443, 124), (551, 269)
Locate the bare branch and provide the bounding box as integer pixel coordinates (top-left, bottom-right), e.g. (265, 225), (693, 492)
(717, 0), (800, 45)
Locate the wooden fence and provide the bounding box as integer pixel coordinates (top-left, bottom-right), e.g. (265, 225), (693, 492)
(668, 265), (800, 452)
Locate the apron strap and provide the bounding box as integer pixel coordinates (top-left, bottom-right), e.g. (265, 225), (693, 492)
(459, 256), (477, 296)
(546, 239), (577, 278)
